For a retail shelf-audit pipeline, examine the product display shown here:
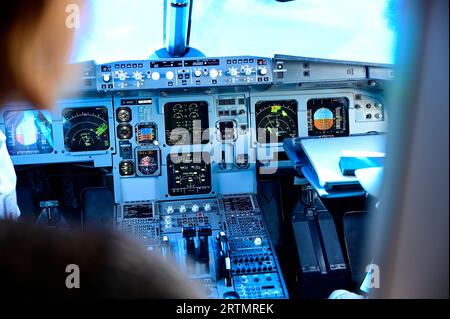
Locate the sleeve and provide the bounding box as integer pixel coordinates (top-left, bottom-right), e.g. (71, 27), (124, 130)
(0, 130), (21, 220)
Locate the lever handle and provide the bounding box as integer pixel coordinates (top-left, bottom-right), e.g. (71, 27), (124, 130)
(198, 226), (212, 262)
(217, 231), (233, 287)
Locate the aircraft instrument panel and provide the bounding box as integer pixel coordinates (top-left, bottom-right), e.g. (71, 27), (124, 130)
(307, 97), (349, 137)
(164, 101), (209, 145)
(1, 54), (392, 300)
(167, 152), (212, 196)
(136, 122), (157, 144)
(4, 110), (54, 155)
(255, 100), (298, 144)
(62, 107), (110, 152)
(136, 147), (160, 176)
(123, 203), (153, 219)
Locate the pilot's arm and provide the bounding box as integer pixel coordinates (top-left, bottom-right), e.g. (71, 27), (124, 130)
(0, 130), (21, 220)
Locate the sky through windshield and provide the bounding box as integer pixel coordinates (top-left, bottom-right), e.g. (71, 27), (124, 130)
(71, 0), (397, 64)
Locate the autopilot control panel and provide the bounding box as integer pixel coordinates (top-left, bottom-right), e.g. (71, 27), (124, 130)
(0, 55), (392, 299)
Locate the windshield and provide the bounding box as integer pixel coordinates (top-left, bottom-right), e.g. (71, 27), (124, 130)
(71, 0), (397, 64)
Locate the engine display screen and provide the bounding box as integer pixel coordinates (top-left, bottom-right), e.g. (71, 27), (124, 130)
(255, 100), (298, 144)
(307, 97), (349, 137)
(164, 101), (209, 146)
(4, 110), (54, 155)
(167, 152), (212, 196)
(136, 122), (157, 144)
(62, 107), (110, 152)
(136, 148), (160, 176)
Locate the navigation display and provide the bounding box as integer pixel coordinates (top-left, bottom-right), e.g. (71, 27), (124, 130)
(164, 101), (209, 146)
(4, 110), (54, 155)
(62, 107), (110, 152)
(167, 152), (212, 196)
(255, 100), (298, 144)
(307, 97), (349, 137)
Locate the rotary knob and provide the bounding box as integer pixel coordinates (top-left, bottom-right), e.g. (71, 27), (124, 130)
(164, 216), (172, 228)
(151, 71), (160, 81)
(209, 69), (219, 79)
(103, 74), (111, 82)
(133, 71), (144, 81)
(243, 66), (253, 76)
(179, 205), (187, 213)
(204, 203), (212, 212)
(254, 237), (262, 246)
(192, 204), (199, 212)
(228, 67), (238, 77)
(259, 67), (268, 76)
(117, 71), (128, 81)
(194, 69), (202, 78)
(166, 71), (175, 80)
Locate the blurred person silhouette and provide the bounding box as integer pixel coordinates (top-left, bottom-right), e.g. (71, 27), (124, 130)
(0, 0), (202, 298)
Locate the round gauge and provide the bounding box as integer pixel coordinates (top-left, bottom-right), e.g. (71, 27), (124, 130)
(313, 107), (334, 131)
(116, 107), (132, 122)
(140, 156), (156, 172)
(235, 154), (249, 169)
(173, 104), (183, 112)
(189, 112), (200, 119)
(119, 160), (135, 176)
(255, 100), (298, 144)
(139, 156), (157, 175)
(62, 107), (110, 152)
(117, 124), (133, 140)
(188, 103), (198, 112)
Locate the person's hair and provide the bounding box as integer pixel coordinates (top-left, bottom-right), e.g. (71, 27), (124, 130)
(0, 0), (78, 108)
(0, 1), (202, 299)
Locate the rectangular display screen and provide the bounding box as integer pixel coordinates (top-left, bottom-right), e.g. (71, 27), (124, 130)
(136, 148), (160, 176)
(167, 152), (212, 196)
(255, 100), (298, 144)
(164, 101), (209, 146)
(150, 60), (183, 68)
(123, 204), (153, 219)
(184, 59), (220, 67)
(4, 110), (54, 155)
(307, 97), (349, 137)
(136, 122), (157, 144)
(62, 107), (110, 152)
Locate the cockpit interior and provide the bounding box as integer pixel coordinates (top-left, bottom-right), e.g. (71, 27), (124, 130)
(0, 0), (447, 301)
